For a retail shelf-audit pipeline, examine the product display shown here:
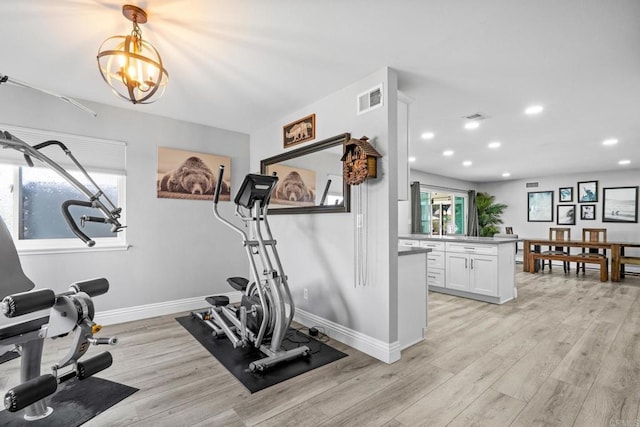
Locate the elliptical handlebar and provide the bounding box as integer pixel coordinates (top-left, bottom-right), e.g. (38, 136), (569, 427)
(211, 165), (247, 239)
(213, 165), (225, 205)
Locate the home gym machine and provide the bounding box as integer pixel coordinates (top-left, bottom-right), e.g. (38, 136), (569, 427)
(192, 166), (309, 372)
(0, 129), (122, 420)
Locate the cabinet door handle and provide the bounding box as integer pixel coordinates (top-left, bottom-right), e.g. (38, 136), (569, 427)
(463, 246), (476, 250)
(471, 259), (474, 269)
(428, 275), (436, 279)
(465, 259), (468, 269)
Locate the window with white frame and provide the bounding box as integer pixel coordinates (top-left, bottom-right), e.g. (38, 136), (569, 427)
(0, 124), (126, 252)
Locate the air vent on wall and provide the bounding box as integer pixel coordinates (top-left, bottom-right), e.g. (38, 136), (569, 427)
(525, 182), (539, 188)
(357, 84), (383, 115)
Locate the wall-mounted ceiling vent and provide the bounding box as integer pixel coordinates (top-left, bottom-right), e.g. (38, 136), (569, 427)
(463, 112), (488, 121)
(525, 181), (539, 188)
(357, 84), (383, 115)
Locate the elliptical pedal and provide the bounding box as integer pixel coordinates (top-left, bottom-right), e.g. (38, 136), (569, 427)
(226, 277), (249, 291)
(205, 295), (229, 307)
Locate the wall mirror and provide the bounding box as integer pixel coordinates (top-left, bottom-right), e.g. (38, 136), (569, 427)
(260, 133), (351, 214)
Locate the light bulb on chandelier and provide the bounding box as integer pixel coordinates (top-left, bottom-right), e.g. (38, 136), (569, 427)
(97, 5), (168, 104)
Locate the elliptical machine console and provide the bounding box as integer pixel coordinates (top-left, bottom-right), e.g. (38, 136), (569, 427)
(193, 166), (309, 372)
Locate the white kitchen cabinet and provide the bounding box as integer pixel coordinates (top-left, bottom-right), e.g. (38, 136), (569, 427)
(399, 235), (516, 304)
(470, 254), (498, 296)
(446, 244), (499, 296)
(445, 252), (470, 291)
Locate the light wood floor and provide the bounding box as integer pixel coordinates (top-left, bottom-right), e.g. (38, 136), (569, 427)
(2, 269), (640, 426)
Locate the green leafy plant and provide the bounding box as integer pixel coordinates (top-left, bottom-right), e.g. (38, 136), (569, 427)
(476, 192), (507, 237)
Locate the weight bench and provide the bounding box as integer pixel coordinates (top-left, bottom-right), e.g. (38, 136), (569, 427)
(0, 215), (116, 421)
(529, 252), (608, 282)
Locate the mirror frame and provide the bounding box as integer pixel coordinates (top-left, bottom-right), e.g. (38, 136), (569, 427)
(260, 133), (351, 215)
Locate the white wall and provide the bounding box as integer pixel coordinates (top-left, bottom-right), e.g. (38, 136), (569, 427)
(478, 169), (640, 254)
(250, 68), (399, 347)
(0, 84), (250, 314)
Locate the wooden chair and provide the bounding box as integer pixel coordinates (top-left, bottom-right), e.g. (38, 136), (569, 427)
(577, 228), (607, 274)
(542, 228), (571, 273)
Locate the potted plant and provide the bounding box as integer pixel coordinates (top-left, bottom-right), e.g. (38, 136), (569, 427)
(476, 192), (507, 237)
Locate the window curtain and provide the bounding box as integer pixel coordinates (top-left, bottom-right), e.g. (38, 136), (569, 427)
(467, 189), (479, 236)
(410, 181), (422, 233)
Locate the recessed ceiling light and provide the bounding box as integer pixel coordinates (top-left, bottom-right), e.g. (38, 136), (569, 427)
(502, 172), (511, 177)
(619, 159), (631, 165)
(408, 156), (416, 163)
(464, 121), (480, 130)
(462, 160), (472, 166)
(421, 132), (435, 140)
(443, 150), (454, 156)
(602, 138), (619, 146)
(525, 105), (544, 115)
(488, 141), (501, 149)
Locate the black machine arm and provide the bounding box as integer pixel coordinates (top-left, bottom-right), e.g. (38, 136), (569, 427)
(0, 130), (125, 246)
(213, 164), (225, 205)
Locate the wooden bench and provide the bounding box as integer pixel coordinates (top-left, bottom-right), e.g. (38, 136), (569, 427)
(620, 256), (640, 279)
(529, 252), (608, 282)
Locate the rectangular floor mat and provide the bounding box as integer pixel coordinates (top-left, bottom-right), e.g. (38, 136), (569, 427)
(176, 315), (347, 393)
(0, 376), (138, 426)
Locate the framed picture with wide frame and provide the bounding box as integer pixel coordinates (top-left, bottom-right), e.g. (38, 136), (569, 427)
(580, 204), (596, 220)
(559, 187), (573, 202)
(557, 204), (576, 225)
(528, 191), (554, 222)
(578, 180), (598, 203)
(602, 186), (638, 223)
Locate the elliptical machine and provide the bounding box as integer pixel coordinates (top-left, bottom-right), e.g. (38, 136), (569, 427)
(193, 166), (309, 372)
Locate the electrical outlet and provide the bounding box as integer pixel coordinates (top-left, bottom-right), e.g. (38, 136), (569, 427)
(303, 288), (308, 299)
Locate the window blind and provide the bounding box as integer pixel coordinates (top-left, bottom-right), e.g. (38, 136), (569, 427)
(0, 123), (126, 175)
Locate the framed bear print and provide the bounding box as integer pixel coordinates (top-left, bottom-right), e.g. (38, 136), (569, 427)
(157, 147), (231, 201)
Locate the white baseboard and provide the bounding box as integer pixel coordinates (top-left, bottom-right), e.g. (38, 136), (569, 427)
(294, 308), (401, 364)
(94, 291), (242, 326)
(95, 296), (399, 364)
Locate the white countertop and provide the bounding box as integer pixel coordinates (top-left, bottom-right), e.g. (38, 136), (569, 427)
(399, 234), (518, 245)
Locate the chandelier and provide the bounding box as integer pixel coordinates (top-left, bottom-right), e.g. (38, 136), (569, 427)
(97, 5), (168, 104)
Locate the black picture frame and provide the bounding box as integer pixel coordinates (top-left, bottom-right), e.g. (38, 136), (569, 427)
(577, 180), (598, 203)
(559, 187), (573, 202)
(602, 186), (638, 223)
(580, 204), (596, 220)
(261, 133), (351, 215)
(528, 191), (554, 222)
(557, 204), (576, 225)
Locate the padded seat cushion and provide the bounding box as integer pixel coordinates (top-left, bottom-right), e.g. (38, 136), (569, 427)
(0, 316), (49, 341)
(0, 216), (35, 298)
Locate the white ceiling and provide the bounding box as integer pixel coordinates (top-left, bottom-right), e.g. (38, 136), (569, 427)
(1, 0), (639, 182)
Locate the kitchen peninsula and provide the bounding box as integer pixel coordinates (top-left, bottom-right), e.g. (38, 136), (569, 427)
(399, 235), (517, 304)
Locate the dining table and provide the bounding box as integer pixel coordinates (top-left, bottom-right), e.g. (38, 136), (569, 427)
(522, 238), (640, 282)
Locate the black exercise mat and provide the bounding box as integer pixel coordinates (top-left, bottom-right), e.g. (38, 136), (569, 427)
(0, 350), (20, 364)
(176, 315), (347, 393)
(0, 377), (138, 426)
